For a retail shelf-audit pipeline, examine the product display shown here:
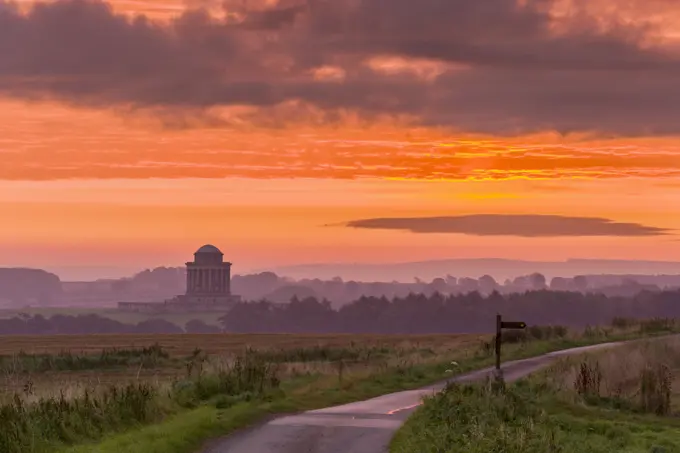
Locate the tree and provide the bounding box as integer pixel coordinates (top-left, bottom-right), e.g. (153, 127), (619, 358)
(529, 273), (547, 290)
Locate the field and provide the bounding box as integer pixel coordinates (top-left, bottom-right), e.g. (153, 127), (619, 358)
(0, 333), (483, 403)
(392, 321), (680, 453)
(2, 318), (678, 453)
(0, 331), (496, 453)
(0, 332), (482, 356)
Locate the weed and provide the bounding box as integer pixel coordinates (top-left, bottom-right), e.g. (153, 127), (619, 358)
(574, 361), (602, 398)
(640, 363), (672, 416)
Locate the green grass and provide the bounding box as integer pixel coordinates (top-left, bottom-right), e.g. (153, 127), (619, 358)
(392, 329), (680, 453)
(60, 404), (265, 453)
(391, 380), (680, 453)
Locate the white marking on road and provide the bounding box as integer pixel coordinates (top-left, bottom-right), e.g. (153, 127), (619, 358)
(309, 389), (433, 416)
(269, 415), (402, 429)
(386, 403), (422, 415)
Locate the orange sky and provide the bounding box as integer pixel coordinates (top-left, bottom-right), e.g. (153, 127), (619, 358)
(2, 0), (680, 280)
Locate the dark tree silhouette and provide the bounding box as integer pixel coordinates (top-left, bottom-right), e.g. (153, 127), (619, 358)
(219, 289), (680, 334)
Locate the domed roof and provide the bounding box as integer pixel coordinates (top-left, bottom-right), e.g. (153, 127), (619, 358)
(195, 244), (223, 255)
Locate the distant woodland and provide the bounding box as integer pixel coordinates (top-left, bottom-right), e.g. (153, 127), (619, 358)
(220, 290), (680, 334)
(1, 266), (679, 308)
(0, 289), (678, 335)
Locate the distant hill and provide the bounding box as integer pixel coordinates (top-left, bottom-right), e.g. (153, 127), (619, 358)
(265, 258), (680, 282)
(5, 259), (680, 310)
(0, 268), (62, 307)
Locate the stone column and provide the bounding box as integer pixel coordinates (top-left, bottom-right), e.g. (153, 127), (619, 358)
(193, 269), (198, 292)
(191, 269), (196, 292)
(217, 269), (222, 293)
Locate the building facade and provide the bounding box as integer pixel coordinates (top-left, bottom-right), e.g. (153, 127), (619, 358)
(185, 244), (233, 303)
(118, 244), (241, 313)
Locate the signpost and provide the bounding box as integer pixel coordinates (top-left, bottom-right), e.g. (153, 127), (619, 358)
(495, 314), (527, 375)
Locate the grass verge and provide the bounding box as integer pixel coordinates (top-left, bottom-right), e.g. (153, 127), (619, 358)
(391, 379), (680, 453)
(392, 327), (680, 453)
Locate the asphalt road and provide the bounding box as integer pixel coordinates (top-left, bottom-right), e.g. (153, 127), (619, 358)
(203, 342), (624, 453)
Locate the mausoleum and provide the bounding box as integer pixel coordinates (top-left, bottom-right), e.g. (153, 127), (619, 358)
(118, 245), (241, 313)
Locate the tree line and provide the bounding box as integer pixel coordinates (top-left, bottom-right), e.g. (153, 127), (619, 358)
(219, 289), (680, 334)
(0, 313), (213, 335)
(1, 289), (679, 335)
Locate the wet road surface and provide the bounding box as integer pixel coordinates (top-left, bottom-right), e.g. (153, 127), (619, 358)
(204, 342), (624, 453)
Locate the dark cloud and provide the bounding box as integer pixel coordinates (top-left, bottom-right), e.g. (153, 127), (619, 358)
(2, 0), (680, 134)
(344, 215), (672, 237)
(239, 4), (307, 30)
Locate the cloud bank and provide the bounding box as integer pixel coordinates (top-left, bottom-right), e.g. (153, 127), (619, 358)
(344, 215), (672, 237)
(2, 0), (680, 134)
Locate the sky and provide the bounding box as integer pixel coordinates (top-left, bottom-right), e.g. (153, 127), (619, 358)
(2, 0), (680, 280)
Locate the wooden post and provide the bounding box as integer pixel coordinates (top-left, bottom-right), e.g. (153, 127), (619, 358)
(495, 313), (502, 373)
(494, 315), (525, 382)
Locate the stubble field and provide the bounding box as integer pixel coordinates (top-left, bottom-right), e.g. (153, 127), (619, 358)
(0, 332), (482, 356)
(0, 333), (485, 403)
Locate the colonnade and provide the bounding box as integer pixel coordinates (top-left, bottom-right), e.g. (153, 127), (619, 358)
(186, 267), (230, 294)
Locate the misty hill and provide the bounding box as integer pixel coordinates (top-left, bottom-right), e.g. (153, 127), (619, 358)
(0, 268), (62, 307)
(266, 258), (680, 282)
(4, 264), (680, 309)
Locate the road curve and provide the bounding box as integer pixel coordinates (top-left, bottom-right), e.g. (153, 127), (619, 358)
(202, 342), (623, 453)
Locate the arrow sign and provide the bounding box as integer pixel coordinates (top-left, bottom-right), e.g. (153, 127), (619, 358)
(500, 321), (526, 329)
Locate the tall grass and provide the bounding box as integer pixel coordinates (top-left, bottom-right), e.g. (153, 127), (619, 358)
(545, 335), (680, 415)
(392, 381), (563, 453)
(392, 376), (680, 453)
(247, 345), (392, 363)
(392, 320), (680, 453)
(0, 350), (281, 452)
(0, 344), (172, 373)
(0, 383), (159, 453)
(611, 317), (680, 335)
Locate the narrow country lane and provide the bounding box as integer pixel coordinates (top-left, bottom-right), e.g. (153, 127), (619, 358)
(203, 342), (623, 453)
